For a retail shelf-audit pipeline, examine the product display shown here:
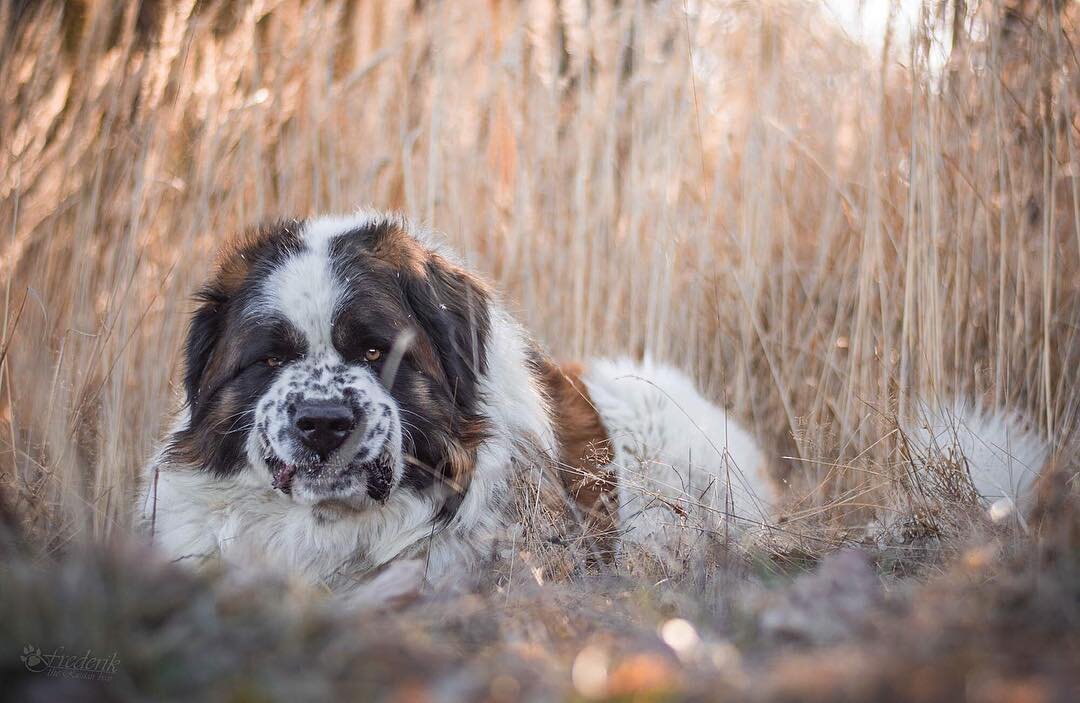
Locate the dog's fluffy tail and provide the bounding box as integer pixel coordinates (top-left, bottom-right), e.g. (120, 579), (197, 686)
(903, 401), (1050, 519)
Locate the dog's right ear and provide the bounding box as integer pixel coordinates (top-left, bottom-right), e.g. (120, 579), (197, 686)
(183, 286), (228, 411)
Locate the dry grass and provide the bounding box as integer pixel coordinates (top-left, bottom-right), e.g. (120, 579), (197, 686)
(1, 0), (1079, 700)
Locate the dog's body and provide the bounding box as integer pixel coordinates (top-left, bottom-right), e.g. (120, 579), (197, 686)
(142, 212), (1056, 595)
(140, 213), (775, 592)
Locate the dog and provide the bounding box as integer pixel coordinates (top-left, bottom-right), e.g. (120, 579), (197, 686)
(139, 212), (777, 595)
(140, 211), (1057, 597)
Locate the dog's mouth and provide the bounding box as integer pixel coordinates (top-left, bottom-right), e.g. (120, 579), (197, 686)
(266, 455), (298, 494)
(265, 451), (396, 502)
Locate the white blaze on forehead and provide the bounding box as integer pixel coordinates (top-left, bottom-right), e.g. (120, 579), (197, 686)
(262, 214), (379, 352)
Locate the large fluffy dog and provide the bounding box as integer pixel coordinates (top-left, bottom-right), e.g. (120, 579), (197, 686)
(141, 212), (1055, 594)
(139, 212), (776, 592)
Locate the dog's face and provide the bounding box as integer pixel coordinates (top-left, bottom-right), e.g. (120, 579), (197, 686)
(169, 215), (491, 512)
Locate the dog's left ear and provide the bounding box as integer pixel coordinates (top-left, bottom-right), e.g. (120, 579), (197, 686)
(167, 283), (238, 475)
(183, 285), (229, 412)
(402, 257), (491, 413)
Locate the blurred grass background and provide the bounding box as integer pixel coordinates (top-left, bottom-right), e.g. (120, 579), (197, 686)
(1, 1), (1079, 700)
(2, 0), (1078, 544)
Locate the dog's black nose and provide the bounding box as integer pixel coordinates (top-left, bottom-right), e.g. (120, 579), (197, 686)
(294, 401), (356, 459)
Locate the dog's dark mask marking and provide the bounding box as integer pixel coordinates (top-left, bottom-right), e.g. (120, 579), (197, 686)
(328, 221), (493, 504)
(168, 219), (306, 477)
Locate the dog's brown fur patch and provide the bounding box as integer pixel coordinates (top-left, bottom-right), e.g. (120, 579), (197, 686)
(368, 224), (429, 276)
(536, 358), (617, 558)
(213, 219), (304, 294)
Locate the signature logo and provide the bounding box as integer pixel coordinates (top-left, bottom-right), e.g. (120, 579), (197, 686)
(20, 644), (120, 681)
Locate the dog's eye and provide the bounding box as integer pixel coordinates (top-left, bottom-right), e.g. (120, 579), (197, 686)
(364, 349), (381, 362)
(265, 356), (283, 368)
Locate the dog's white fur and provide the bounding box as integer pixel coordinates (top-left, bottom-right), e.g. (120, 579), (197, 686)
(584, 359), (776, 566)
(903, 401), (1050, 523)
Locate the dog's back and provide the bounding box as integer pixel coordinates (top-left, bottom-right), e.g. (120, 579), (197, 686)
(583, 358), (775, 567)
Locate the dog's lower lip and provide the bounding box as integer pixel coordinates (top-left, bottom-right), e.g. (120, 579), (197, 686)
(267, 456), (296, 494)
(268, 449), (395, 499)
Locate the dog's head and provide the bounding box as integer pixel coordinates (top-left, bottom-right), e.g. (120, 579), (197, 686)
(168, 214), (491, 511)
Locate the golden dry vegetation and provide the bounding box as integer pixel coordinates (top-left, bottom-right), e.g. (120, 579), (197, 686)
(1, 0), (1078, 701)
